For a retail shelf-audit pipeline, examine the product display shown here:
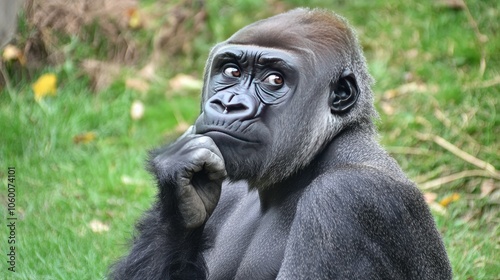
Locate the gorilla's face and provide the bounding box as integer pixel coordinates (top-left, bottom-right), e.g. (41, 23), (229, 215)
(194, 45), (304, 185)
(194, 12), (361, 189)
(194, 44), (351, 189)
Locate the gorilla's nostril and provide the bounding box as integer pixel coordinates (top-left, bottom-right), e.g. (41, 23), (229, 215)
(210, 98), (249, 114)
(205, 92), (259, 121)
(209, 99), (226, 114)
(211, 100), (223, 106)
(225, 103), (248, 112)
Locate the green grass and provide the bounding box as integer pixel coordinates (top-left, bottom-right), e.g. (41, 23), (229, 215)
(1, 0), (499, 279)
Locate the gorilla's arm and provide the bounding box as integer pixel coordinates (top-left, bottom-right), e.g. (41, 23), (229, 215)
(109, 204), (207, 279)
(110, 133), (227, 280)
(277, 168), (452, 280)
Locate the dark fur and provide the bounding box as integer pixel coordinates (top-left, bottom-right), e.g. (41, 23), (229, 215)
(110, 8), (452, 279)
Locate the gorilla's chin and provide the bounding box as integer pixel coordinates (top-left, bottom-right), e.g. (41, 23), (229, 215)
(194, 121), (270, 184)
(204, 131), (265, 183)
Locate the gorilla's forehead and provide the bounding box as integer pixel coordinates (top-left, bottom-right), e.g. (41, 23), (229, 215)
(211, 44), (302, 70)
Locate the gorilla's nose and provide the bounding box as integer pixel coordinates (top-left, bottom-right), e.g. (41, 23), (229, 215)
(205, 92), (259, 121)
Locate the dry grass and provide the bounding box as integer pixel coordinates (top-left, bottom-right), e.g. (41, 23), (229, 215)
(24, 0), (138, 65)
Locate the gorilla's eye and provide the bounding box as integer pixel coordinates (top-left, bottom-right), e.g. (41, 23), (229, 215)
(263, 74), (284, 87)
(223, 66), (241, 78)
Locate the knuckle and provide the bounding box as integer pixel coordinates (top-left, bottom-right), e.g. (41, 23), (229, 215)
(191, 147), (213, 162)
(191, 135), (216, 147)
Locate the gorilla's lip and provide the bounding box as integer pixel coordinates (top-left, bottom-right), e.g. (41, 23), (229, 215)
(198, 126), (259, 143)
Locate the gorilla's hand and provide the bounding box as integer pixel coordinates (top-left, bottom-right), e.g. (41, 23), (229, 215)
(150, 126), (227, 229)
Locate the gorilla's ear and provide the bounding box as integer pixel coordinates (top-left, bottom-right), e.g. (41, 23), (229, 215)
(329, 70), (359, 113)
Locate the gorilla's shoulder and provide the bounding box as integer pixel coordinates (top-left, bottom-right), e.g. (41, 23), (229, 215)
(311, 164), (417, 195)
(298, 166), (427, 226)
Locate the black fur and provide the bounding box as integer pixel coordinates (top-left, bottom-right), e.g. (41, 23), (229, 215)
(110, 8), (452, 279)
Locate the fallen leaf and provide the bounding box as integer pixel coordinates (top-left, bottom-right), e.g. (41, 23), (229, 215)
(127, 8), (142, 29)
(81, 59), (121, 92)
(428, 202), (447, 216)
(383, 89), (399, 100)
(32, 73), (57, 101)
(2, 44), (26, 65)
(380, 102), (395, 115)
(169, 74), (203, 92)
(73, 132), (96, 144)
(89, 219), (109, 233)
(438, 193), (460, 207)
(405, 49), (419, 59)
(130, 100), (145, 120)
(480, 179), (495, 198)
(120, 175), (147, 187)
(423, 192), (438, 204)
(139, 63), (157, 81)
(403, 72), (417, 83)
(126, 78), (150, 93)
(398, 82), (424, 94)
(121, 175), (134, 185)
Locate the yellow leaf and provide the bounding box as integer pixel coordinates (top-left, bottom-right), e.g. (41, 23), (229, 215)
(32, 73), (57, 101)
(73, 132), (96, 144)
(127, 8), (141, 29)
(438, 193), (460, 207)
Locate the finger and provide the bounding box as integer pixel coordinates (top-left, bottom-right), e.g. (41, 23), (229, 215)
(194, 180), (222, 216)
(188, 146), (226, 180)
(204, 151), (227, 181)
(176, 184), (207, 229)
(184, 136), (225, 162)
(180, 148), (225, 180)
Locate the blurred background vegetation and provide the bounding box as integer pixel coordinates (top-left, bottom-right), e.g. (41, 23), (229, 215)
(0, 0), (498, 279)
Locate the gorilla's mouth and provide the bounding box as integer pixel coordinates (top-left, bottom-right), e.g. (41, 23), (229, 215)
(197, 125), (259, 144)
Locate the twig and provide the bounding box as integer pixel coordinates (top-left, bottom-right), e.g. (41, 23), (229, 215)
(433, 108), (451, 128)
(431, 107), (480, 147)
(464, 76), (500, 89)
(385, 146), (429, 155)
(419, 169), (500, 190)
(417, 133), (500, 182)
(433, 135), (497, 174)
(414, 166), (447, 184)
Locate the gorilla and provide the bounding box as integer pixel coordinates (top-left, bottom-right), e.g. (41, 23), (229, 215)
(110, 8), (452, 279)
